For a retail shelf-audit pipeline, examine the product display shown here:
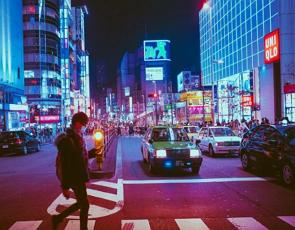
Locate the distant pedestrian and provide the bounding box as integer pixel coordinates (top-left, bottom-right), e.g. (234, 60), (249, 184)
(52, 112), (90, 230)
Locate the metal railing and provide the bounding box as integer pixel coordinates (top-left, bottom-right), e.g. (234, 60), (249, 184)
(102, 128), (117, 157)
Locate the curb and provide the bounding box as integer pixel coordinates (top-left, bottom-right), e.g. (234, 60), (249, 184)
(88, 136), (118, 180)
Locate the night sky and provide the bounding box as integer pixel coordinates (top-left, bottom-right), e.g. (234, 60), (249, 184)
(84, 0), (202, 92)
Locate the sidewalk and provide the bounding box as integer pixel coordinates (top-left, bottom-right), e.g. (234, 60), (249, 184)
(86, 135), (119, 179)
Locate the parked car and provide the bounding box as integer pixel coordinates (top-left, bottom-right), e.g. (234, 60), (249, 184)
(141, 126), (203, 174)
(240, 124), (295, 186)
(0, 131), (41, 155)
(197, 126), (241, 156)
(182, 125), (200, 142)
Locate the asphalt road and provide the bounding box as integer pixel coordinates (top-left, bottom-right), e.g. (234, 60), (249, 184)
(0, 136), (295, 230)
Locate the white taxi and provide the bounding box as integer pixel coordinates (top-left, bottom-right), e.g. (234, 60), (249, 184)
(197, 126), (241, 156)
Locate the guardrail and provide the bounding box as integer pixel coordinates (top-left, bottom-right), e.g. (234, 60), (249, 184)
(102, 128), (117, 158)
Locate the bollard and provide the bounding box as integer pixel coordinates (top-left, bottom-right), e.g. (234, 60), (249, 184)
(93, 129), (104, 171)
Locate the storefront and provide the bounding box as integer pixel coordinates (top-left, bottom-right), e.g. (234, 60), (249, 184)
(284, 84), (295, 122)
(217, 71), (253, 122)
(180, 91), (212, 123)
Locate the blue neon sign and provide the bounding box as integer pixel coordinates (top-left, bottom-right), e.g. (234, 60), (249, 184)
(144, 40), (171, 61)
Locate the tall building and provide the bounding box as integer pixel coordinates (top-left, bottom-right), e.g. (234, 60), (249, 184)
(71, 5), (90, 117)
(60, 0), (72, 127)
(199, 0), (295, 123)
(23, 0), (61, 128)
(0, 0), (27, 131)
(117, 41), (171, 124)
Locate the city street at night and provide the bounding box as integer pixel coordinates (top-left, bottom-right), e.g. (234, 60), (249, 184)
(1, 0), (295, 229)
(1, 136), (295, 229)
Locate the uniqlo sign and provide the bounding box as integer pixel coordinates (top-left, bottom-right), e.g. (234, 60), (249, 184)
(264, 29), (280, 64)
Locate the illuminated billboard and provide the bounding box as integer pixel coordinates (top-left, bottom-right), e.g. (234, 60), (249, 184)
(145, 67), (163, 81)
(264, 29), (280, 64)
(144, 40), (171, 61)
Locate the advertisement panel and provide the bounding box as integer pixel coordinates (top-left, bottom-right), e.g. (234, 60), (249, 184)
(144, 40), (171, 61)
(180, 91), (212, 122)
(124, 87), (130, 96)
(264, 29), (280, 64)
(145, 67), (163, 81)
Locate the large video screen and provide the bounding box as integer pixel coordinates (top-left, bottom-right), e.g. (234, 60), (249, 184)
(145, 67), (164, 81)
(144, 40), (171, 61)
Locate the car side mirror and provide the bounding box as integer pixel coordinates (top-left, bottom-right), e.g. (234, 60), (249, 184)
(148, 139), (153, 144)
(195, 139), (201, 145)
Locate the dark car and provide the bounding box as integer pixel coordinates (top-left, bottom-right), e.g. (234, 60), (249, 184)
(0, 131), (41, 155)
(240, 124), (295, 186)
(141, 126), (203, 174)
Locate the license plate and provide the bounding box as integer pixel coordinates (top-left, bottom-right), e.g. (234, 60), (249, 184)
(2, 145), (8, 149)
(176, 161), (184, 166)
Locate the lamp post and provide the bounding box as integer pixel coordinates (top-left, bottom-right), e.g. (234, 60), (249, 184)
(152, 81), (158, 125)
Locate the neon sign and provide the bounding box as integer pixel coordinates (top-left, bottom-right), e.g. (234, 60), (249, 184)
(264, 29), (280, 64)
(144, 40), (171, 61)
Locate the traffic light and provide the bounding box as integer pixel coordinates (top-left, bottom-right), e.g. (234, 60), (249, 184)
(148, 93), (158, 98)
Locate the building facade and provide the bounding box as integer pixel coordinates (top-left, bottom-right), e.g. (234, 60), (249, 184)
(0, 0), (27, 131)
(71, 5), (90, 117)
(23, 0), (61, 129)
(199, 0), (295, 123)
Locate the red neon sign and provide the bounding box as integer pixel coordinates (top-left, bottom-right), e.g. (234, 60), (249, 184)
(242, 95), (253, 107)
(264, 29), (280, 64)
(35, 115), (60, 124)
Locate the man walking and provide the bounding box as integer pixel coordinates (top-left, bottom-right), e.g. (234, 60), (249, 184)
(52, 112), (90, 230)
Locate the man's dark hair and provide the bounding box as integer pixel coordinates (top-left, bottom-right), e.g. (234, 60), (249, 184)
(72, 112), (89, 126)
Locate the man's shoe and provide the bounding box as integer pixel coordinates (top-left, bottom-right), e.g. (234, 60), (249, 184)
(51, 215), (61, 230)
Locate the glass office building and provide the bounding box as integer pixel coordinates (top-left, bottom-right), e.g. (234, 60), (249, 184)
(199, 0), (295, 123)
(0, 0), (27, 131)
(23, 0), (61, 127)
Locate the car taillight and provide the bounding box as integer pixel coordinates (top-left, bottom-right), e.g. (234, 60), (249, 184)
(15, 138), (22, 144)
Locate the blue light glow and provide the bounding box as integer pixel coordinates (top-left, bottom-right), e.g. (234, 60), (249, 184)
(164, 161), (173, 168)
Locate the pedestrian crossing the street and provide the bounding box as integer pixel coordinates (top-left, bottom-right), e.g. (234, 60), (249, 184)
(8, 216), (295, 229)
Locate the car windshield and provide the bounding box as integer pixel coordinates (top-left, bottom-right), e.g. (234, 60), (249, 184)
(152, 128), (170, 141)
(171, 128), (190, 141)
(0, 132), (17, 139)
(211, 128), (236, 137)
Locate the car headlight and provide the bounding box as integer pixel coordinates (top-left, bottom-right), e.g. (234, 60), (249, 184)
(215, 142), (224, 146)
(156, 149), (167, 158)
(190, 149), (201, 158)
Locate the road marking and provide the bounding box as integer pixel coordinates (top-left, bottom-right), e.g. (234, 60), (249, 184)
(87, 188), (119, 202)
(278, 216), (295, 227)
(64, 220), (96, 230)
(227, 217), (268, 230)
(122, 177), (271, 185)
(47, 179), (124, 219)
(92, 180), (119, 189)
(9, 221), (42, 230)
(121, 220), (151, 230)
(175, 218), (209, 230)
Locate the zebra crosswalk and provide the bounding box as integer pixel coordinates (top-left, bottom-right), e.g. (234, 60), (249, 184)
(8, 215), (295, 230)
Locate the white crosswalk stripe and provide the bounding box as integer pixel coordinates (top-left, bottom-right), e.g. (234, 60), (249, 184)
(121, 219), (151, 230)
(175, 218), (209, 230)
(9, 220), (42, 230)
(64, 220), (96, 230)
(278, 216), (295, 228)
(227, 217), (268, 230)
(9, 216), (295, 229)
(47, 179), (124, 219)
